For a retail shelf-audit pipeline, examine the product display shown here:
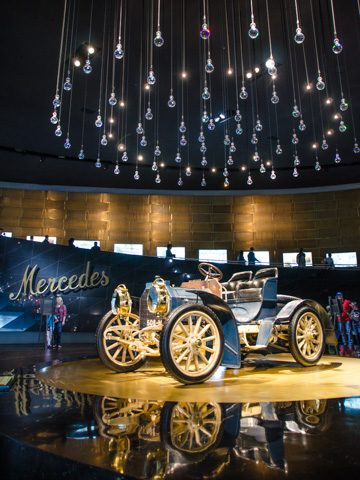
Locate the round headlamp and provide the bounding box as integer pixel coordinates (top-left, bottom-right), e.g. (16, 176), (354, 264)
(111, 284), (132, 315)
(147, 278), (170, 316)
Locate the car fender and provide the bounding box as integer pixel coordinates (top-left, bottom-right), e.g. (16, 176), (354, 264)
(276, 299), (337, 346)
(189, 290), (241, 368)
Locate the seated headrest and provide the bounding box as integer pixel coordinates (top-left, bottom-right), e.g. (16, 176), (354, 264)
(227, 271), (253, 283)
(253, 268), (278, 280)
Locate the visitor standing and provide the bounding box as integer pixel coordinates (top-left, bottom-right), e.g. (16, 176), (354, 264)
(166, 244), (176, 258)
(322, 253), (335, 270)
(237, 251), (246, 265)
(53, 296), (67, 350)
(336, 292), (353, 356)
(248, 247), (259, 265)
(296, 248), (305, 268)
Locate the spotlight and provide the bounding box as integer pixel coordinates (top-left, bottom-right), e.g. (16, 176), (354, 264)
(119, 100), (125, 107)
(145, 84), (150, 90)
(108, 132), (113, 138)
(227, 68), (233, 75)
(214, 117), (220, 123)
(109, 117), (114, 123)
(327, 129), (334, 135)
(88, 46), (95, 54)
(74, 58), (81, 67)
(333, 113), (339, 120)
(241, 165), (246, 171)
(312, 143), (319, 149)
(138, 154), (143, 161)
(182, 71), (187, 78)
(246, 71), (253, 79)
(326, 97), (333, 105)
(306, 83), (312, 90)
(266, 160), (272, 166)
(160, 162), (165, 167)
(265, 57), (275, 69)
(118, 143), (125, 151)
(254, 66), (260, 73)
(219, 113), (226, 119)
(211, 167), (216, 172)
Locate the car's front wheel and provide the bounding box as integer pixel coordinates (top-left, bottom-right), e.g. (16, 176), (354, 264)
(288, 306), (325, 366)
(96, 310), (146, 372)
(160, 304), (224, 384)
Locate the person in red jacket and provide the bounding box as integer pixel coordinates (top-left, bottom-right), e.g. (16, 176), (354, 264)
(336, 292), (353, 356)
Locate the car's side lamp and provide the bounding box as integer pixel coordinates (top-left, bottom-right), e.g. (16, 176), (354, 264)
(111, 284), (132, 315)
(147, 277), (170, 317)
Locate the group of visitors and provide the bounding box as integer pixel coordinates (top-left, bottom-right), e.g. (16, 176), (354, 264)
(334, 292), (360, 357)
(237, 248), (259, 265)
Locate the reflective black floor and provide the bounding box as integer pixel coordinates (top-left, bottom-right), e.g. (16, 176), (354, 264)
(1, 345), (360, 479)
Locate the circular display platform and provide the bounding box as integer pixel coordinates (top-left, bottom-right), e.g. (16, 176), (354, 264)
(37, 353), (360, 403)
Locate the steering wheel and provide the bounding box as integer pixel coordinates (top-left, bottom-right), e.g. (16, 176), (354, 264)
(198, 263), (223, 281)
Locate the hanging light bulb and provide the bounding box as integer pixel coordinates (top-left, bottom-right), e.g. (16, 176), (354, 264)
(179, 121), (186, 133)
(293, 167), (299, 177)
(240, 86), (248, 100)
(224, 178), (230, 187)
(95, 115), (103, 128)
(198, 131), (205, 143)
(340, 98), (348, 111)
(236, 124), (243, 135)
(255, 119), (263, 132)
(202, 87), (210, 100)
(316, 76), (325, 90)
(270, 168), (276, 180)
(180, 135), (187, 146)
(332, 37), (343, 54)
(292, 132), (299, 144)
(63, 77), (72, 91)
(298, 119), (306, 131)
(64, 137), (71, 149)
(315, 160), (321, 171)
(276, 144), (282, 155)
(178, 176), (183, 186)
(145, 107), (153, 120)
(234, 110), (242, 122)
(108, 92), (117, 106)
(201, 156), (207, 166)
(201, 176), (207, 187)
(114, 163), (120, 174)
(353, 142), (360, 154)
(155, 173), (161, 183)
(83, 58), (92, 74)
(114, 42), (124, 59)
(154, 30), (164, 47)
(168, 95), (176, 108)
(208, 119), (215, 130)
(175, 152), (181, 163)
(253, 151), (260, 162)
(334, 151), (341, 163)
(101, 134), (108, 146)
(95, 156), (101, 167)
(339, 120), (347, 132)
(294, 27), (305, 44)
(152, 161), (157, 171)
(186, 166), (191, 176)
(224, 134), (230, 145)
(265, 57), (275, 69)
(136, 123), (144, 134)
(122, 152), (128, 162)
(200, 142), (207, 153)
(134, 169), (140, 180)
(205, 58), (214, 73)
(53, 94), (61, 107)
(140, 135), (147, 147)
(202, 110), (209, 123)
(271, 90), (279, 104)
(251, 133), (258, 144)
(260, 163), (266, 173)
(200, 22), (210, 39)
(248, 22), (259, 39)
(154, 145), (161, 156)
(50, 111), (58, 124)
(294, 155), (300, 166)
(55, 124), (62, 137)
(229, 142), (236, 153)
(292, 105), (300, 118)
(147, 69), (156, 85)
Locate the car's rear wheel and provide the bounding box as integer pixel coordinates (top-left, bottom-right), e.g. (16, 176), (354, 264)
(288, 306), (325, 366)
(160, 304), (224, 384)
(96, 310), (146, 372)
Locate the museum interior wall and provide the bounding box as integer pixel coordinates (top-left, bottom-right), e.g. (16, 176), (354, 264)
(0, 186), (359, 264)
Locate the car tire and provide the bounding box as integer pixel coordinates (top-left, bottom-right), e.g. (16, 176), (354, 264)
(160, 304), (224, 384)
(288, 306), (325, 366)
(96, 310), (146, 373)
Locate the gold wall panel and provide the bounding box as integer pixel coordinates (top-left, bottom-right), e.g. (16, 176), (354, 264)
(1, 187), (360, 265)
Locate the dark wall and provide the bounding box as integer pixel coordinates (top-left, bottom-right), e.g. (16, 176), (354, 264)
(0, 237), (359, 334)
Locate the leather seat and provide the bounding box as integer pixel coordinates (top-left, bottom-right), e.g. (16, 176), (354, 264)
(236, 268), (278, 302)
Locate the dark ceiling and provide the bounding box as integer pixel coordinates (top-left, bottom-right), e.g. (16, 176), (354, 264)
(1, 0), (360, 192)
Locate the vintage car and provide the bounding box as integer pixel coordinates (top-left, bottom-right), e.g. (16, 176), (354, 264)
(96, 263), (337, 384)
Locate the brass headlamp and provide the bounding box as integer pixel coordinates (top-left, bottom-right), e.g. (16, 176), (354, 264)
(111, 284), (132, 315)
(147, 277), (170, 316)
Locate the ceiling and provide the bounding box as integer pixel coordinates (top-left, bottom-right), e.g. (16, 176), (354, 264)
(1, 0), (360, 193)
